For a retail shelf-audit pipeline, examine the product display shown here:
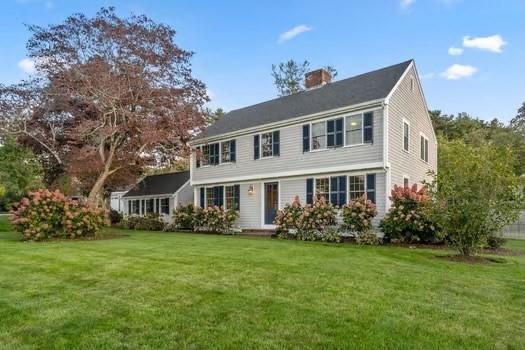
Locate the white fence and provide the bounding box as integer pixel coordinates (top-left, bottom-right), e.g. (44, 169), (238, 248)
(501, 211), (525, 240)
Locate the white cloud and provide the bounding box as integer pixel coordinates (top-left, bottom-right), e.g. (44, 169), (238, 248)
(463, 35), (506, 53)
(400, 0), (415, 9)
(441, 64), (478, 80)
(18, 58), (36, 74)
(448, 46), (464, 56)
(420, 72), (435, 80)
(278, 25), (312, 43)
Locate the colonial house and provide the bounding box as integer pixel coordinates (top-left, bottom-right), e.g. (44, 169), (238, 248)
(189, 59), (437, 230)
(121, 171), (192, 221)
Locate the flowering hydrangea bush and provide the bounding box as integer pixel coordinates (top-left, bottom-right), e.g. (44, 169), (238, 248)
(197, 206), (238, 233)
(172, 204), (198, 231)
(10, 189), (107, 241)
(341, 196), (377, 234)
(380, 184), (437, 243)
(274, 196), (339, 242)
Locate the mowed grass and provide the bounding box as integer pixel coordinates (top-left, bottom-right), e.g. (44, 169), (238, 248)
(0, 216), (524, 349)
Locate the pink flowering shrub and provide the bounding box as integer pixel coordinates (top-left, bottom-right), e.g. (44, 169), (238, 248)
(341, 196), (377, 234)
(172, 204), (198, 231)
(10, 189), (107, 241)
(274, 196), (339, 242)
(380, 184), (437, 243)
(198, 206), (238, 233)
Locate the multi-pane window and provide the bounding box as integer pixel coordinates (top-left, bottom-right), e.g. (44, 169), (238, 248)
(403, 120), (410, 152)
(261, 132), (273, 157)
(315, 178), (330, 202)
(221, 140), (233, 163)
(345, 114), (363, 145)
(146, 199), (154, 213)
(160, 198), (170, 214)
(201, 145), (210, 166)
(132, 200), (140, 214)
(348, 175), (365, 200)
(206, 188), (216, 207)
(420, 135), (429, 162)
(225, 186), (236, 210)
(312, 121), (326, 150)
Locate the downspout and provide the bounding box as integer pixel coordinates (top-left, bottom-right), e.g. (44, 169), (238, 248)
(382, 100), (392, 211)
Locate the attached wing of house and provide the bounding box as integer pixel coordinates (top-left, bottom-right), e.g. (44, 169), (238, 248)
(190, 59), (437, 230)
(121, 171), (192, 220)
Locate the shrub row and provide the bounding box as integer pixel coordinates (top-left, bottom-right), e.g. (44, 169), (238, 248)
(10, 189), (107, 241)
(170, 204), (239, 234)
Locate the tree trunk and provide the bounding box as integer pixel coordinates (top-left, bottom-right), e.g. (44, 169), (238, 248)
(87, 171), (108, 208)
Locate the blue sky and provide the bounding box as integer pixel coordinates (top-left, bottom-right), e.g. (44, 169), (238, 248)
(0, 0), (524, 122)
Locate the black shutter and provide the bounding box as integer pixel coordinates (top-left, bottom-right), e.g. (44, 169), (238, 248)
(335, 118), (344, 147)
(327, 120), (335, 147)
(339, 176), (347, 205)
(330, 176), (338, 205)
(230, 140), (236, 162)
(212, 143), (220, 165)
(273, 130), (280, 156)
(366, 174), (376, 203)
(306, 178), (314, 204)
(303, 125), (310, 152)
(196, 146), (201, 168)
(234, 184), (240, 210)
(200, 188), (205, 208)
(254, 135), (260, 160)
(364, 112), (373, 143)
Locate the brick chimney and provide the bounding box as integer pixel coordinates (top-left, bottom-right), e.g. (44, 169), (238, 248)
(305, 69), (332, 89)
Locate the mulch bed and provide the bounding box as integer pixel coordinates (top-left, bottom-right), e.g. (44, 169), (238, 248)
(435, 254), (507, 264)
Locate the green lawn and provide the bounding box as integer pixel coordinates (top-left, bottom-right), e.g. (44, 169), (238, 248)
(1, 216), (524, 349)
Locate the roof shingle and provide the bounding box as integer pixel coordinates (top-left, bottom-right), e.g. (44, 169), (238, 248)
(200, 60), (412, 139)
(123, 171), (190, 198)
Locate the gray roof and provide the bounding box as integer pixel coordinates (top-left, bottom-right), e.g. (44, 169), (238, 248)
(200, 60), (412, 139)
(123, 171), (189, 198)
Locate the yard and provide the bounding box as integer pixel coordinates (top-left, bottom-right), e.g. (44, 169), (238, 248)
(1, 216), (524, 349)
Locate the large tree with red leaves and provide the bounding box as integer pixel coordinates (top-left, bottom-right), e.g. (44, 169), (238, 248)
(0, 8), (208, 206)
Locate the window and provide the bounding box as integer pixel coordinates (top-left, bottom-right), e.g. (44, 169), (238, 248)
(160, 198), (170, 214)
(312, 121), (326, 150)
(403, 176), (410, 188)
(131, 200), (140, 214)
(261, 132), (274, 157)
(206, 187), (216, 207)
(420, 134), (429, 162)
(348, 175), (365, 200)
(201, 145), (210, 166)
(403, 120), (410, 152)
(146, 199), (154, 213)
(345, 114), (363, 145)
(221, 140), (235, 163)
(225, 185), (240, 210)
(315, 178), (330, 202)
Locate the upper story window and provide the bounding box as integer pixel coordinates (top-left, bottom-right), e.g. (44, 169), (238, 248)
(254, 130), (280, 160)
(303, 111), (373, 152)
(312, 121), (326, 150)
(403, 119), (410, 152)
(221, 140), (236, 163)
(196, 140), (234, 168)
(346, 114), (363, 145)
(420, 133), (429, 162)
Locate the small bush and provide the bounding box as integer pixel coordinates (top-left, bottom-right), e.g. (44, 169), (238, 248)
(341, 196), (377, 234)
(274, 196), (339, 242)
(10, 189), (107, 241)
(109, 209), (123, 225)
(199, 206), (238, 233)
(125, 213), (165, 231)
(172, 204), (197, 231)
(355, 229), (382, 245)
(380, 184), (438, 244)
(485, 235), (506, 249)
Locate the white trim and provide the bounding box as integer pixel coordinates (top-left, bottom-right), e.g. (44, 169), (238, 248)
(385, 60), (413, 104)
(173, 180), (191, 197)
(402, 118), (410, 153)
(191, 161), (385, 186)
(419, 132), (429, 163)
(344, 113), (365, 147)
(383, 101), (390, 209)
(123, 193), (175, 200)
(190, 100), (384, 146)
